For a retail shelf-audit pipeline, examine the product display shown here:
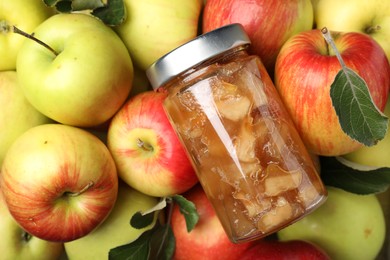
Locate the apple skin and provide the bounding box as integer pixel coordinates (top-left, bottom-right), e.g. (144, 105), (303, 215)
(0, 189), (64, 260)
(0, 0), (54, 71)
(0, 71), (52, 166)
(16, 13), (134, 127)
(115, 0), (203, 70)
(107, 91), (198, 197)
(274, 29), (390, 156)
(0, 124), (118, 242)
(64, 181), (158, 260)
(171, 184), (254, 260)
(313, 0), (390, 61)
(241, 240), (330, 260)
(202, 0), (314, 75)
(277, 186), (386, 260)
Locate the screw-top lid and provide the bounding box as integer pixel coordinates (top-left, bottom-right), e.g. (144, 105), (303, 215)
(146, 23), (251, 90)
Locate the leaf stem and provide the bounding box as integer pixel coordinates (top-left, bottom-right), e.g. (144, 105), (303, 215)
(67, 181), (95, 197)
(156, 198), (174, 256)
(321, 27), (347, 68)
(13, 26), (58, 56)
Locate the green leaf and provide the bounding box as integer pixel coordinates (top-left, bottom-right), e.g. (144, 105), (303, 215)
(330, 67), (388, 146)
(130, 211), (155, 229)
(91, 0), (126, 26)
(55, 0), (72, 13)
(320, 156), (390, 194)
(149, 225), (176, 260)
(71, 0), (105, 11)
(109, 229), (152, 260)
(172, 195), (199, 232)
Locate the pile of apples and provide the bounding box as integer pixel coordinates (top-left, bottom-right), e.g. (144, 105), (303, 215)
(1, 0), (390, 259)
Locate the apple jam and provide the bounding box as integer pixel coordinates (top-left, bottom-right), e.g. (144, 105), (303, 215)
(146, 24), (327, 243)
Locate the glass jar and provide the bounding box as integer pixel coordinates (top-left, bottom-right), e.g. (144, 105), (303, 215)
(146, 24), (327, 243)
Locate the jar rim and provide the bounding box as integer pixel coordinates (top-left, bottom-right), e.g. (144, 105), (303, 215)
(146, 23), (251, 90)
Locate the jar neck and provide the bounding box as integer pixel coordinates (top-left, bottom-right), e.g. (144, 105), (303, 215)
(161, 45), (250, 91)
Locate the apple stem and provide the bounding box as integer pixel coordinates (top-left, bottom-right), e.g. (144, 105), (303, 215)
(67, 181), (95, 197)
(366, 25), (381, 34)
(137, 138), (154, 152)
(13, 26), (58, 56)
(321, 27), (347, 69)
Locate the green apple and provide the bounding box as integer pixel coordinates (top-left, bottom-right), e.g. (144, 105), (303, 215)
(64, 181), (158, 260)
(0, 0), (54, 71)
(278, 186), (386, 260)
(115, 0), (203, 70)
(314, 0), (390, 61)
(0, 189), (64, 260)
(342, 98), (390, 168)
(16, 13), (134, 127)
(0, 71), (52, 166)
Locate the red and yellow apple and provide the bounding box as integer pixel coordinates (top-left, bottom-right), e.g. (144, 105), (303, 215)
(0, 124), (118, 242)
(107, 91), (198, 197)
(202, 0), (314, 75)
(0, 189), (64, 260)
(274, 29), (390, 156)
(171, 184), (254, 260)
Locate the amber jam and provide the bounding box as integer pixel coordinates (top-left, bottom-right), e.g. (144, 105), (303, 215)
(147, 24), (327, 243)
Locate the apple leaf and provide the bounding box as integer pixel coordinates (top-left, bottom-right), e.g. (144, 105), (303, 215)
(149, 224), (175, 260)
(92, 0), (126, 26)
(109, 229), (152, 260)
(43, 0), (126, 26)
(71, 0), (105, 11)
(330, 68), (388, 146)
(130, 198), (167, 229)
(130, 211), (155, 229)
(172, 194), (199, 232)
(320, 156), (390, 194)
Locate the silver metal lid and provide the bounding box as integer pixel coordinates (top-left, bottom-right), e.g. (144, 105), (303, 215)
(146, 23), (251, 90)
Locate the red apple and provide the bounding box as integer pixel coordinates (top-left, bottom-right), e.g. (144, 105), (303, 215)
(171, 184), (254, 260)
(202, 0), (314, 75)
(0, 189), (64, 259)
(0, 124), (118, 242)
(107, 91), (198, 197)
(241, 240), (330, 260)
(274, 29), (390, 156)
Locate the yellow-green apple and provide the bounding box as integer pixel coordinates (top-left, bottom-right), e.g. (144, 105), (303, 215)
(202, 0), (314, 75)
(0, 124), (118, 242)
(64, 181), (158, 260)
(16, 13), (133, 127)
(277, 186), (386, 260)
(313, 0), (390, 61)
(0, 71), (52, 166)
(274, 29), (390, 156)
(241, 240), (330, 260)
(0, 0), (54, 71)
(171, 184), (254, 260)
(342, 97), (390, 168)
(115, 0), (203, 70)
(0, 189), (64, 260)
(107, 91), (198, 197)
